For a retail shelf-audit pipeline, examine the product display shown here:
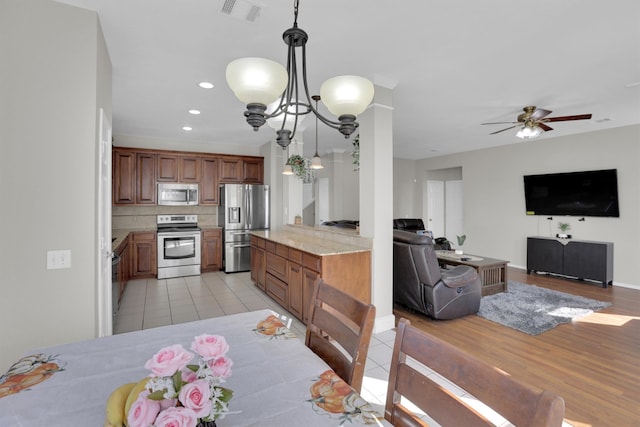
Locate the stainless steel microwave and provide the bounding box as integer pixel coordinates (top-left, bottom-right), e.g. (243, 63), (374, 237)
(157, 183), (199, 206)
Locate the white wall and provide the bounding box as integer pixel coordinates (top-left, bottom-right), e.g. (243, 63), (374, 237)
(0, 0), (111, 371)
(406, 125), (640, 288)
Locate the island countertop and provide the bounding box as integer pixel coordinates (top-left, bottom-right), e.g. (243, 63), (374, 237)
(250, 227), (371, 256)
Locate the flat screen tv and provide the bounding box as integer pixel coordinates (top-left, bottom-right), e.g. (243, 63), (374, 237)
(523, 169), (620, 217)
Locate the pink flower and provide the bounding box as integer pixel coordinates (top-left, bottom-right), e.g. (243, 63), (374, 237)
(191, 334), (229, 361)
(181, 367), (198, 383)
(207, 356), (233, 379)
(127, 390), (161, 427)
(144, 344), (194, 377)
(178, 379), (212, 418)
(154, 406), (198, 427)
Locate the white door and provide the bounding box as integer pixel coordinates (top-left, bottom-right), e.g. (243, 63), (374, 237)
(445, 180), (463, 244)
(425, 180), (445, 237)
(97, 108), (112, 336)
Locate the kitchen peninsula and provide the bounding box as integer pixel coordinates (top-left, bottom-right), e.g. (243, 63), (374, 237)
(250, 225), (372, 323)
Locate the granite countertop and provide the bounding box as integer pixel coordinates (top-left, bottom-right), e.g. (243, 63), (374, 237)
(250, 229), (370, 256)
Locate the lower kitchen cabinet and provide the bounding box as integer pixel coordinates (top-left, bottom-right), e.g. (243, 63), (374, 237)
(250, 236), (266, 290)
(250, 234), (370, 323)
(201, 229), (222, 272)
(114, 236), (131, 306)
(131, 231), (156, 278)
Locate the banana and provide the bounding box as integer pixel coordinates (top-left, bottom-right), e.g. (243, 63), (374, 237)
(105, 382), (137, 427)
(123, 377), (150, 422)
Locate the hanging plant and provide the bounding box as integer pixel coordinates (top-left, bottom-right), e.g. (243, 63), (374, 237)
(287, 154), (308, 179)
(352, 134), (360, 170)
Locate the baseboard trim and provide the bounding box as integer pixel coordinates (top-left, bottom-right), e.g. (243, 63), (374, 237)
(373, 313), (396, 334)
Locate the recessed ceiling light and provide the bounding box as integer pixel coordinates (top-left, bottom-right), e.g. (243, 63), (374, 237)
(188, 109), (201, 115)
(182, 126), (193, 131)
(199, 82), (214, 89)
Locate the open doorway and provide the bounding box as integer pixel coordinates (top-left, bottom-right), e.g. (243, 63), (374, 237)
(423, 167), (463, 243)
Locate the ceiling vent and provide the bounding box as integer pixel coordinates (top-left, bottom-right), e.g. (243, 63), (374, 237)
(219, 0), (262, 23)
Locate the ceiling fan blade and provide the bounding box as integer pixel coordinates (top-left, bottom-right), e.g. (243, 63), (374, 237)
(481, 121), (518, 125)
(489, 125), (518, 135)
(544, 114), (592, 122)
(538, 123), (553, 132)
(530, 108), (552, 120)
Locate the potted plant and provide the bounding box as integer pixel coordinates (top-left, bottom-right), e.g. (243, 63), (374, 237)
(286, 154), (308, 179)
(455, 234), (466, 255)
(557, 222), (571, 239)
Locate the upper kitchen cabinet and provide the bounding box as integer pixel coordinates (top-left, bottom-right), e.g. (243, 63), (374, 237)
(200, 156), (219, 205)
(113, 148), (263, 205)
(136, 152), (156, 204)
(219, 156), (264, 184)
(113, 149), (136, 204)
(157, 154), (201, 183)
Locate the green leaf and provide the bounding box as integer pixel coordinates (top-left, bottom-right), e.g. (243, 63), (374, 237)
(147, 390), (167, 400)
(456, 235), (467, 246)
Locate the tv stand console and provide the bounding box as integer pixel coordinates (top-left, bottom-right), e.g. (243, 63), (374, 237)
(527, 237), (613, 287)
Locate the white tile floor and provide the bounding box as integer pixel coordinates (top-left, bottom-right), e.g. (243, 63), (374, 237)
(114, 271), (569, 427)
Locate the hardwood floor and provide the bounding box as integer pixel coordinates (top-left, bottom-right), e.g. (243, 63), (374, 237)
(393, 268), (640, 427)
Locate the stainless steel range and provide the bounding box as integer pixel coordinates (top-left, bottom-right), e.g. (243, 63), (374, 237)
(157, 214), (201, 279)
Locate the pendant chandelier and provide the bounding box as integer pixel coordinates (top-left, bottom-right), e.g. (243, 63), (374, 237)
(310, 95), (323, 169)
(226, 0), (375, 149)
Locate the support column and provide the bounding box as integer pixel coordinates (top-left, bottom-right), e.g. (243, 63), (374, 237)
(358, 85), (395, 332)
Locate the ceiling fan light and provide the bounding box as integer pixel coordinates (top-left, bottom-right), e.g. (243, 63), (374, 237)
(320, 75), (375, 117)
(226, 57), (288, 105)
(516, 125), (543, 139)
(310, 154), (323, 169)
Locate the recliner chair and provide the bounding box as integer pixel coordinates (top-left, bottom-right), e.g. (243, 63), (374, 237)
(393, 230), (481, 320)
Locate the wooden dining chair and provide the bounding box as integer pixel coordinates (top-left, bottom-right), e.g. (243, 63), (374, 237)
(385, 318), (565, 427)
(305, 279), (376, 393)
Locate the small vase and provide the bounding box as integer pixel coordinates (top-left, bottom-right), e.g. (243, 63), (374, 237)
(197, 421), (217, 427)
(455, 249), (464, 255)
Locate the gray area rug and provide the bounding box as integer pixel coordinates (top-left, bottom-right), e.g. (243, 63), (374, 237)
(477, 281), (611, 335)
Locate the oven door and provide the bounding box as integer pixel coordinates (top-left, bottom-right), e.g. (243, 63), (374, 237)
(157, 231), (201, 268)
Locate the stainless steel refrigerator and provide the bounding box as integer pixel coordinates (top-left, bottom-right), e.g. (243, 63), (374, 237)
(218, 184), (270, 272)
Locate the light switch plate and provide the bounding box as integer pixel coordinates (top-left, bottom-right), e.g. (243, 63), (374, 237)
(47, 250), (71, 269)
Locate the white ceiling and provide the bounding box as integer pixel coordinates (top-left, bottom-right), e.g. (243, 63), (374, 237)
(54, 0), (640, 159)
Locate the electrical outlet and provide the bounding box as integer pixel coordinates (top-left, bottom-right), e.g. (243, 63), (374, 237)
(47, 250), (71, 269)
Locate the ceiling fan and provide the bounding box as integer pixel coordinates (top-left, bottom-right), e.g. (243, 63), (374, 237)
(481, 106), (592, 139)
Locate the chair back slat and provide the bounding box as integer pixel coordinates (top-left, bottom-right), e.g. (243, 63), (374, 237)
(305, 279), (376, 393)
(385, 319), (565, 427)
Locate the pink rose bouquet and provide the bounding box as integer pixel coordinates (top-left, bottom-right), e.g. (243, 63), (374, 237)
(128, 334), (234, 427)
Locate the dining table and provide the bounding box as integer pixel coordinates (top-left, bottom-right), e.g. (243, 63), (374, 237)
(0, 309), (390, 426)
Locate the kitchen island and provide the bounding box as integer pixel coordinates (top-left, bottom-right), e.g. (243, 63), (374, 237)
(250, 225), (372, 323)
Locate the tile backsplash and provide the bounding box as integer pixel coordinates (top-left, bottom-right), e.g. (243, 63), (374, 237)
(112, 205), (219, 229)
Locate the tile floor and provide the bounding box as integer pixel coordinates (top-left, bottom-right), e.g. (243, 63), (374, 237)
(114, 271), (567, 427)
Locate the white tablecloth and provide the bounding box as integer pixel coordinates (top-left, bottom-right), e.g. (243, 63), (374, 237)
(0, 309), (388, 426)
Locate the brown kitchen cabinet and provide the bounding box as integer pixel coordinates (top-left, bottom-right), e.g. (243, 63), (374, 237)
(113, 148), (263, 205)
(136, 152), (156, 204)
(114, 235), (131, 306)
(200, 156), (219, 205)
(131, 231), (156, 278)
(250, 235), (266, 291)
(219, 156), (264, 184)
(250, 234), (370, 323)
(201, 229), (222, 272)
(113, 149), (136, 204)
(157, 154), (201, 183)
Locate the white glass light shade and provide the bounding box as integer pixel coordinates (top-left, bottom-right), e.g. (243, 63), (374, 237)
(282, 164), (294, 175)
(516, 125), (543, 139)
(266, 99), (307, 131)
(320, 75), (375, 117)
(226, 58), (288, 106)
(310, 155), (324, 169)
